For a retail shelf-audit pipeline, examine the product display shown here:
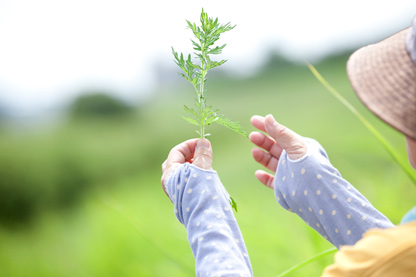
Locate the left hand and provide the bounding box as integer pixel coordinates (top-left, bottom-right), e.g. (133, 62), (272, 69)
(249, 114), (307, 189)
(161, 138), (213, 196)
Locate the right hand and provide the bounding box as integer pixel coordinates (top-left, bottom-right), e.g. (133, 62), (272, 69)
(161, 138), (213, 196)
(249, 114), (307, 189)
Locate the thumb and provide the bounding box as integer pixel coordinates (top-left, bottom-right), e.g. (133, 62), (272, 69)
(193, 139), (213, 170)
(264, 114), (307, 160)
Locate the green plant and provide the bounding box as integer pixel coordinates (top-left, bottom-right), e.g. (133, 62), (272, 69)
(277, 247), (338, 277)
(308, 64), (416, 185)
(229, 196), (238, 212)
(172, 9), (247, 139)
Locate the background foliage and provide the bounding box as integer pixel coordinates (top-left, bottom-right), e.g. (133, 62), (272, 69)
(0, 53), (414, 276)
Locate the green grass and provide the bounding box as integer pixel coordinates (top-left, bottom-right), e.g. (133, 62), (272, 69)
(0, 54), (414, 276)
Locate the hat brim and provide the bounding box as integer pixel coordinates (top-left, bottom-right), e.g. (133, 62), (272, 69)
(347, 28), (416, 140)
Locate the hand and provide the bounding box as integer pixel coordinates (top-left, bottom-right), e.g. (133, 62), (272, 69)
(161, 138), (213, 196)
(249, 114), (307, 189)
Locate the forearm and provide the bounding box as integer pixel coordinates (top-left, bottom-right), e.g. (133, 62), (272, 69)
(274, 138), (394, 248)
(165, 163), (252, 276)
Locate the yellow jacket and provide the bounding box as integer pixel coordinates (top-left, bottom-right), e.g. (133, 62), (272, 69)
(323, 221), (416, 276)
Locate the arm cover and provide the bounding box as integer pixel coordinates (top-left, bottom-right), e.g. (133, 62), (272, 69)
(165, 163), (253, 276)
(274, 138), (394, 248)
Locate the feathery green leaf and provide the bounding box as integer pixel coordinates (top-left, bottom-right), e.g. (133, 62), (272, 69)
(216, 115), (248, 137)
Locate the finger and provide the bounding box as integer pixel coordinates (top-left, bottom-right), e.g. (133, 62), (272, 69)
(251, 148), (279, 172)
(160, 174), (170, 199)
(249, 131), (283, 159)
(161, 159), (167, 173)
(193, 139), (213, 170)
(161, 138), (199, 189)
(264, 114), (307, 160)
(165, 138), (199, 169)
(255, 170), (275, 189)
(161, 163), (180, 192)
(250, 115), (266, 132)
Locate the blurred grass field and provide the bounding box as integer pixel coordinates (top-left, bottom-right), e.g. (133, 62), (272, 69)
(0, 54), (414, 276)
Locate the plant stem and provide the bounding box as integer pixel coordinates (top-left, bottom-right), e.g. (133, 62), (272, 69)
(277, 247), (338, 277)
(199, 72), (206, 138)
(100, 194), (194, 274)
(308, 64), (416, 185)
(198, 47), (208, 139)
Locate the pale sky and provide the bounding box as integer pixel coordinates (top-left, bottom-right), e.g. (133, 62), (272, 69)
(0, 0), (415, 116)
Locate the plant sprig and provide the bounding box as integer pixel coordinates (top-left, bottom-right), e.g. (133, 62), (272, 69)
(172, 9), (247, 139)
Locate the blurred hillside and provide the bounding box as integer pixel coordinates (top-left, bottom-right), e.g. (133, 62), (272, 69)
(0, 52), (349, 226)
(0, 52), (415, 276)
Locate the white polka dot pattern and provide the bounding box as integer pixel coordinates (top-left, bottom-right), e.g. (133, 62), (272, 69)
(165, 163), (252, 276)
(274, 138), (394, 248)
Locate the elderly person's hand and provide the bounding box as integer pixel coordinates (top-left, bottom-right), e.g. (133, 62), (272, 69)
(249, 114), (307, 189)
(161, 138), (213, 196)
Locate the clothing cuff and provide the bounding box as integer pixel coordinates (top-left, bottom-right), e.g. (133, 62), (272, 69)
(286, 137), (312, 163)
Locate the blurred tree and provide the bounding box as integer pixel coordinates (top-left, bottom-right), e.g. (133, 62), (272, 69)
(260, 52), (298, 73)
(0, 102), (7, 128)
(69, 93), (134, 118)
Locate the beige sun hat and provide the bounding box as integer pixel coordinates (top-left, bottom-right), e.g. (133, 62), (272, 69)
(347, 18), (416, 140)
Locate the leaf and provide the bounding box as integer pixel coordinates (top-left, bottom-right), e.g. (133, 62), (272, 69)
(195, 53), (204, 62)
(185, 54), (195, 78)
(207, 59), (227, 70)
(171, 46), (178, 58)
(220, 22), (236, 33)
(229, 196), (237, 213)
(186, 20), (194, 31)
(171, 47), (182, 67)
(191, 39), (201, 51)
(202, 106), (219, 126)
(178, 72), (191, 82)
(205, 116), (219, 126)
(215, 115), (248, 137)
(203, 105), (215, 115)
(183, 105), (197, 116)
(172, 47), (194, 80)
(186, 60), (202, 70)
(182, 116), (199, 126)
(207, 44), (226, 55)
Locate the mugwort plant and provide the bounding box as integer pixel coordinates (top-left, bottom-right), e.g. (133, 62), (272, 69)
(171, 9), (247, 139)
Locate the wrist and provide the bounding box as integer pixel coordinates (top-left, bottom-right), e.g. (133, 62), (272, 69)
(287, 141), (308, 161)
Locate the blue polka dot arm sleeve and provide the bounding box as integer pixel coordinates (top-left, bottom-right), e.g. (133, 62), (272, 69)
(165, 163), (253, 277)
(274, 138), (394, 248)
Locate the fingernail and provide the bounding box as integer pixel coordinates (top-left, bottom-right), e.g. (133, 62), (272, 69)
(197, 139), (210, 149)
(265, 114), (275, 126)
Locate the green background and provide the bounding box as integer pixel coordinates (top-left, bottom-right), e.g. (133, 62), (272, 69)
(0, 54), (414, 276)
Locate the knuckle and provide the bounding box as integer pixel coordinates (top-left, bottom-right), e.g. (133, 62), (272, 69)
(275, 125), (289, 138)
(196, 148), (212, 159)
(287, 141), (307, 159)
